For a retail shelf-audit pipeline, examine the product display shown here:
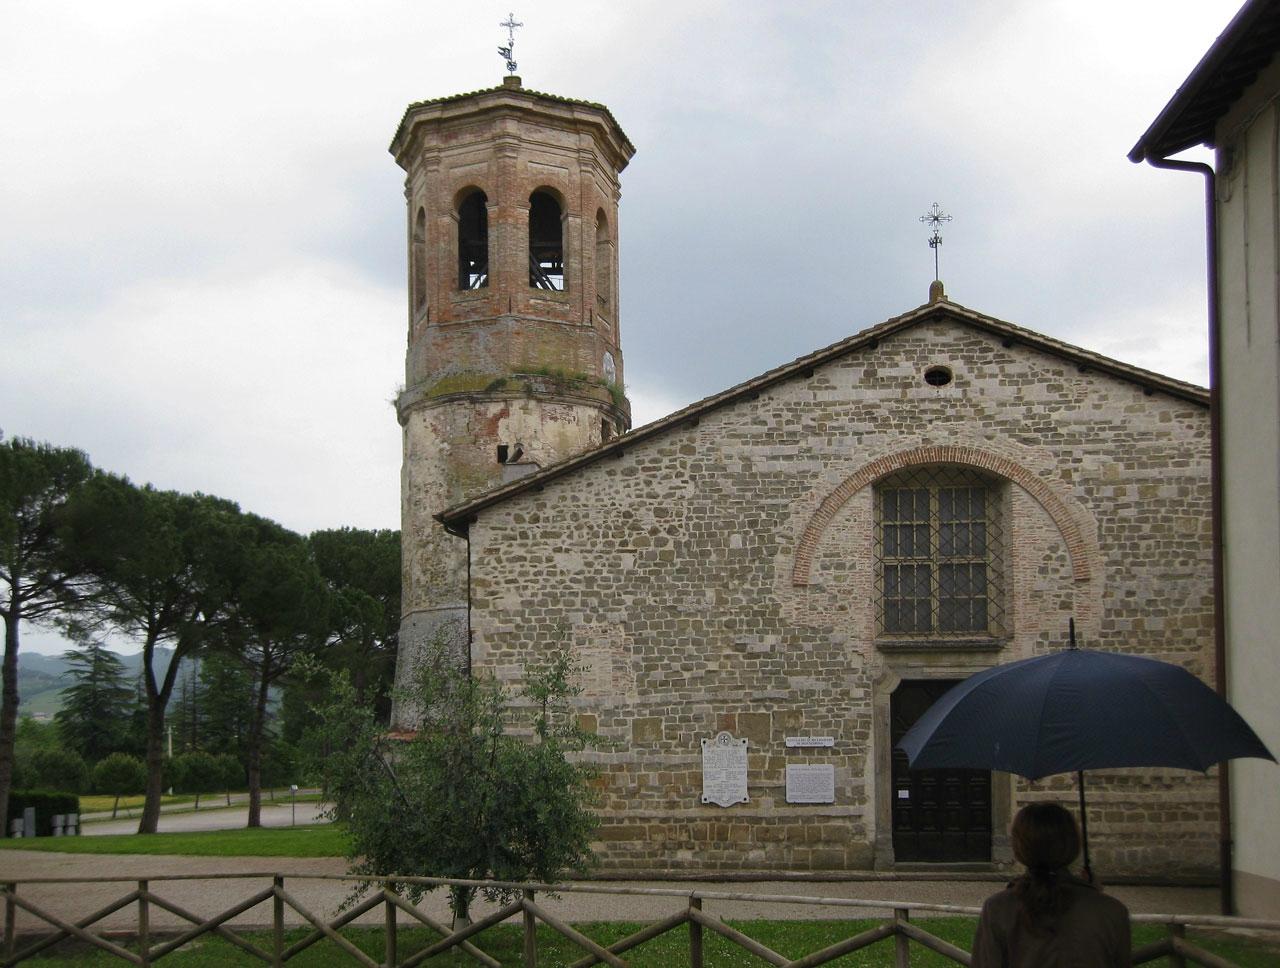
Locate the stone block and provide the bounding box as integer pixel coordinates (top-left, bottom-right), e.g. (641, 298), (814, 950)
(737, 712), (772, 745)
(631, 717), (663, 744)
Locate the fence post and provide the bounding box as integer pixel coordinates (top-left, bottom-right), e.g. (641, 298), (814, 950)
(690, 895), (703, 968)
(273, 875), (285, 967)
(894, 907), (910, 968)
(4, 882), (16, 963)
(384, 880), (397, 968)
(523, 888), (537, 968)
(137, 879), (150, 967)
(1168, 922), (1187, 968)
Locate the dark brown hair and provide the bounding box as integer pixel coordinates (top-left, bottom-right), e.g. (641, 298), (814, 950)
(1010, 803), (1081, 932)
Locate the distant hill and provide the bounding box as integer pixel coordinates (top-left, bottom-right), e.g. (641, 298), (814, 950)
(17, 647), (181, 719)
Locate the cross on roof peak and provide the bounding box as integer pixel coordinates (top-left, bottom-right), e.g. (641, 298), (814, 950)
(498, 13), (523, 75)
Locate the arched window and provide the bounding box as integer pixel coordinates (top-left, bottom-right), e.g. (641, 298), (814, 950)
(457, 190), (488, 290)
(412, 207), (427, 310)
(875, 466), (1005, 638)
(529, 191), (564, 290)
(595, 209), (611, 307)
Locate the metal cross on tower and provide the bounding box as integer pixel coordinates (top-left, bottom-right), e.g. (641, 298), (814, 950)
(919, 202), (953, 282)
(498, 13), (522, 75)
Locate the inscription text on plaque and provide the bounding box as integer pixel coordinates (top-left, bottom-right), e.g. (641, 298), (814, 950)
(785, 764), (836, 804)
(701, 731), (749, 806)
(784, 736), (835, 748)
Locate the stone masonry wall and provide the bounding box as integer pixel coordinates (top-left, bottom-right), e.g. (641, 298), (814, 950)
(463, 315), (1214, 878)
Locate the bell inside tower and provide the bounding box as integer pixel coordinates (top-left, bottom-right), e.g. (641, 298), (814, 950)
(528, 190), (564, 290)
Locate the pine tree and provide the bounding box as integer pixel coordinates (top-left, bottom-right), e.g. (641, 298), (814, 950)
(167, 661), (202, 754)
(309, 528), (400, 723)
(198, 651), (253, 759)
(65, 480), (245, 833)
(0, 438), (96, 828)
(54, 637), (134, 763)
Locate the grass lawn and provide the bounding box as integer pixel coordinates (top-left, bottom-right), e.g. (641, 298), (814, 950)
(13, 919), (1279, 966)
(0, 824), (348, 858)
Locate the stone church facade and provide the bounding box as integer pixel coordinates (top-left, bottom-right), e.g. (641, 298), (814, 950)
(391, 78), (1216, 879)
(439, 301), (1214, 879)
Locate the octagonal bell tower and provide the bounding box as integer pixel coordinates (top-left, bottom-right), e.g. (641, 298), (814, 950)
(390, 75), (634, 727)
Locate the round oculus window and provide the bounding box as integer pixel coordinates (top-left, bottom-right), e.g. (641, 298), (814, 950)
(924, 365), (953, 387)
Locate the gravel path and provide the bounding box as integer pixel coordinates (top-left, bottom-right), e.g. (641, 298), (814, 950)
(0, 849), (1220, 935)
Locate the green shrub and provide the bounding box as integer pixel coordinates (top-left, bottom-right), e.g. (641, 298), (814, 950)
(214, 753), (244, 806)
(91, 753), (147, 818)
(27, 747), (89, 794)
(170, 751), (221, 808)
(6, 790), (80, 837)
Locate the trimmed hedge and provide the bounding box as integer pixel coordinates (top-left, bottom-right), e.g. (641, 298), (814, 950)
(6, 790), (80, 837)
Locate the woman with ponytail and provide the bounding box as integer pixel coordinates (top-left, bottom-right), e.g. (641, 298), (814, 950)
(972, 803), (1131, 967)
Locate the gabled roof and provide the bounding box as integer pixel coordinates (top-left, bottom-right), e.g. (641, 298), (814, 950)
(439, 298), (1209, 533)
(1129, 0), (1280, 161)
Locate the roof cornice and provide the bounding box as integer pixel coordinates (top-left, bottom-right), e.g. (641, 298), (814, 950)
(389, 82), (635, 172)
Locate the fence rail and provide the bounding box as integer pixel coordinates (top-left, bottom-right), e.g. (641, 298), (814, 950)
(3, 873), (1278, 967)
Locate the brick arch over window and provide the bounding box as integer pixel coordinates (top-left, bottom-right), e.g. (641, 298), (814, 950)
(791, 445), (1093, 586)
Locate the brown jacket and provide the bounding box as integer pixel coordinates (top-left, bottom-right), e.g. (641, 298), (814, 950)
(971, 872), (1131, 968)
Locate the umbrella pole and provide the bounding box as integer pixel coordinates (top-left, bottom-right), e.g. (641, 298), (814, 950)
(1077, 770), (1093, 883)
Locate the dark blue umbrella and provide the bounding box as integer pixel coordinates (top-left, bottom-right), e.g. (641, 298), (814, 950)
(896, 632), (1274, 878)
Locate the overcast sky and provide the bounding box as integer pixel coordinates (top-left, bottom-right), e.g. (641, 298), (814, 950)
(3, 1), (1239, 653)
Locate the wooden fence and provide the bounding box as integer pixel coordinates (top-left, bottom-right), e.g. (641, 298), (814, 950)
(3, 873), (1278, 967)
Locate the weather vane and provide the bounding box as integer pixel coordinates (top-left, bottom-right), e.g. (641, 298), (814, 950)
(919, 202), (953, 282)
(498, 13), (522, 75)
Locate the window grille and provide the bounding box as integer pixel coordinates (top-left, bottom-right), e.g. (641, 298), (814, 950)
(875, 466), (1005, 639)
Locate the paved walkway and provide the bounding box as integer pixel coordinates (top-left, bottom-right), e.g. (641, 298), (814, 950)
(80, 791), (321, 824)
(0, 849), (1221, 935)
(83, 801), (330, 836)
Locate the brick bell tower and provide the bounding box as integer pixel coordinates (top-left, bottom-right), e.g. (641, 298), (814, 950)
(389, 75), (634, 727)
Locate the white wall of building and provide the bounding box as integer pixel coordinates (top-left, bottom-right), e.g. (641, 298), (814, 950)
(1215, 54), (1280, 919)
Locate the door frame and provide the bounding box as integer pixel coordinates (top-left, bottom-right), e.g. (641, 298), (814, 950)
(871, 663), (1013, 869)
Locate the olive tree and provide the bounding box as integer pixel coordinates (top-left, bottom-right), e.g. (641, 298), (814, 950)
(304, 634), (599, 923)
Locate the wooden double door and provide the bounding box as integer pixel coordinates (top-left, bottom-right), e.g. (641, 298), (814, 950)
(890, 679), (992, 862)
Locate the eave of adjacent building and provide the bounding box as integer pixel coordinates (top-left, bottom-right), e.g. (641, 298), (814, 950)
(1128, 0), (1280, 161)
(437, 298), (1210, 536)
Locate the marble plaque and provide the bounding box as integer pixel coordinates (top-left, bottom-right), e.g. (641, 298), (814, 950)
(784, 736), (835, 748)
(785, 764), (835, 804)
(701, 731), (749, 807)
